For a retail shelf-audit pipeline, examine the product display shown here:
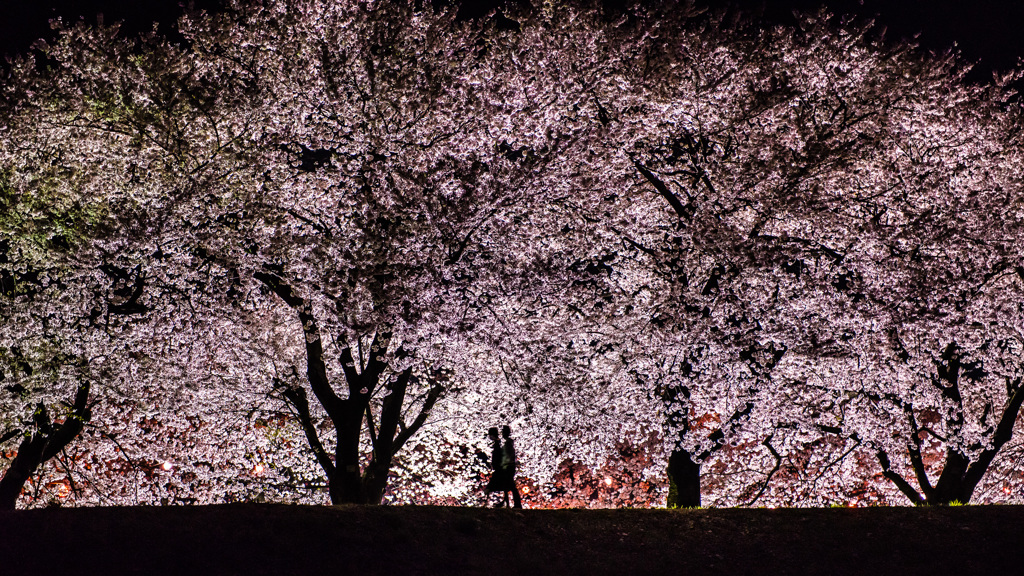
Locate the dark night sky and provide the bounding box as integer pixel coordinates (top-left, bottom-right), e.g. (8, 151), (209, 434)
(2, 0), (1023, 79)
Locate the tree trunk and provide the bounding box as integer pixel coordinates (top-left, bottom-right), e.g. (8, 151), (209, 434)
(362, 460), (392, 505)
(928, 449), (970, 505)
(0, 384), (90, 510)
(666, 449), (701, 508)
(261, 271), (439, 506)
(0, 433), (47, 510)
(328, 467), (365, 505)
(329, 402), (367, 505)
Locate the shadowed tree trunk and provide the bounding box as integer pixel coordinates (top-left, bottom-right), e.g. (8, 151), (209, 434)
(257, 271), (442, 504)
(665, 402), (754, 509)
(816, 344), (1024, 506)
(875, 375), (1024, 506)
(666, 449), (702, 508)
(0, 381), (90, 510)
(662, 344), (781, 508)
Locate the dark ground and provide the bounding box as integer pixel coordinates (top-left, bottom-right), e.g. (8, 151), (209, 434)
(1, 504), (1021, 575)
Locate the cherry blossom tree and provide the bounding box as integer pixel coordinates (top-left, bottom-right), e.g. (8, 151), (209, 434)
(586, 7), (1024, 506)
(478, 7), (864, 507)
(768, 68), (1024, 505)
(1, 0), (594, 506)
(0, 13), (320, 507)
(4, 0), (1024, 510)
(499, 5), (1024, 507)
(171, 0), (563, 504)
(1, 57), (121, 508)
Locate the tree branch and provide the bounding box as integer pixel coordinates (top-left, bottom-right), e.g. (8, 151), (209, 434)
(373, 368), (411, 461)
(961, 378), (1024, 497)
(743, 435), (783, 507)
(365, 404), (378, 447)
(339, 346), (361, 388)
(394, 380), (444, 452)
(904, 408), (934, 501)
(633, 159), (694, 221)
(0, 429), (21, 446)
(361, 329), (393, 396)
(698, 400), (754, 460)
(876, 449), (925, 505)
(278, 382), (335, 480)
(254, 270), (342, 417)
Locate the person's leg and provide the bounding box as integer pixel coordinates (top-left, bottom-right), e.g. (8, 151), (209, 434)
(495, 468), (509, 507)
(486, 473), (500, 507)
(511, 483), (522, 508)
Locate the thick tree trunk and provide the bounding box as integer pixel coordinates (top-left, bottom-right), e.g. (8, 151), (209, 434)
(0, 434), (47, 510)
(881, 379), (1024, 507)
(328, 467), (365, 504)
(928, 449), (970, 505)
(0, 384), (90, 510)
(330, 402), (367, 505)
(362, 460), (392, 505)
(259, 272), (443, 505)
(666, 449), (701, 508)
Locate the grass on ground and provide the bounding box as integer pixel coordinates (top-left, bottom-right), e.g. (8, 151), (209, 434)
(2, 503), (1022, 575)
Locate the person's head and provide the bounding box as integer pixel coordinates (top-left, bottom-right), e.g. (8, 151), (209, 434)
(487, 427), (499, 440)
(501, 425), (511, 439)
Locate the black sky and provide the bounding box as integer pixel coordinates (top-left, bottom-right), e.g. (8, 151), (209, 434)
(2, 0), (1023, 79)
(747, 0), (1024, 77)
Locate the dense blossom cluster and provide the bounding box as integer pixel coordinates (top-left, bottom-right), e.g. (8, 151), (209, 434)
(1, 0), (1023, 509)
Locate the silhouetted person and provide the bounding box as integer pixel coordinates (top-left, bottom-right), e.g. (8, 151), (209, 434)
(484, 427), (504, 506)
(500, 425), (522, 508)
